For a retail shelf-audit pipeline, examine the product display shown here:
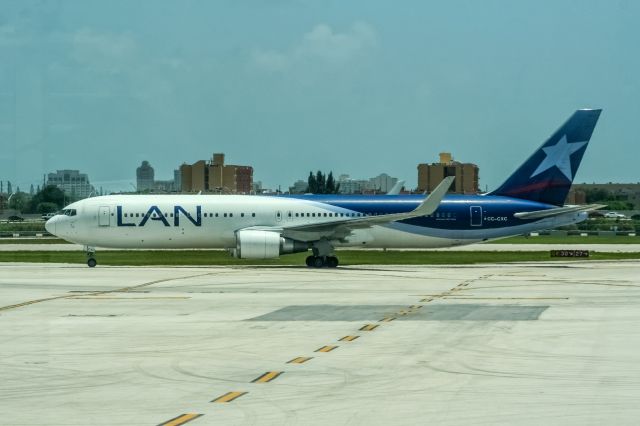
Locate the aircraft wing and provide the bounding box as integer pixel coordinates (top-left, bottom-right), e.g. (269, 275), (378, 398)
(514, 204), (606, 220)
(281, 176), (454, 241)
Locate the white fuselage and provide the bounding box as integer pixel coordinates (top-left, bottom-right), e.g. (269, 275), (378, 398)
(46, 194), (586, 251)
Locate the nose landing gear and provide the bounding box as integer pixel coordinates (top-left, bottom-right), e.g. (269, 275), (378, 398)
(85, 246), (97, 268)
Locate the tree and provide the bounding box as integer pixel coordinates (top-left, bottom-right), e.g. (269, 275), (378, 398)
(306, 171), (340, 194)
(326, 172), (340, 194)
(315, 171), (325, 194)
(27, 185), (66, 213)
(7, 181), (12, 195)
(307, 171), (317, 193)
(585, 188), (611, 203)
(8, 192), (28, 212)
(36, 202), (59, 214)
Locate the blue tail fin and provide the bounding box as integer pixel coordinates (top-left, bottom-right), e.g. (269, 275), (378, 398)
(490, 109), (601, 206)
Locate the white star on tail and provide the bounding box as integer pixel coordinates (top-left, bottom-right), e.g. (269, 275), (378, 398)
(530, 135), (587, 180)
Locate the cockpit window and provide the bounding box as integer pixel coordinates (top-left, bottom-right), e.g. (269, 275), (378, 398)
(60, 209), (77, 216)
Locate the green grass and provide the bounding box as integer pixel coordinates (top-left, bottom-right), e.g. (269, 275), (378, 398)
(1, 250), (639, 266)
(0, 222), (47, 232)
(0, 238), (67, 244)
(492, 235), (639, 244)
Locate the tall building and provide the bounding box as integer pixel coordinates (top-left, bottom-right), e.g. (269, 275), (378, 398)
(369, 173), (398, 193)
(136, 161), (155, 191)
(289, 180), (308, 194)
(180, 153), (253, 194)
(173, 169), (181, 192)
(46, 170), (95, 199)
(417, 152), (479, 194)
(338, 174), (370, 194)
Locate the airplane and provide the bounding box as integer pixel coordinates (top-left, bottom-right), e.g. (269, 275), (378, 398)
(46, 109), (603, 268)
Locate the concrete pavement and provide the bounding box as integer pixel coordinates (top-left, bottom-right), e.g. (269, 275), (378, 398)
(1, 262), (640, 425)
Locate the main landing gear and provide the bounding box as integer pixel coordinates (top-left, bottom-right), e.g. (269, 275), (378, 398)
(85, 246), (97, 268)
(306, 239), (338, 268)
(305, 255), (339, 268)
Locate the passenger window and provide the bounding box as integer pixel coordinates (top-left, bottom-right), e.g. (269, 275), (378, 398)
(230, 213), (233, 217)
(252, 213), (255, 217)
(224, 213), (227, 217)
(241, 213), (245, 217)
(215, 213), (219, 217)
(135, 213), (139, 217)
(323, 213), (327, 217)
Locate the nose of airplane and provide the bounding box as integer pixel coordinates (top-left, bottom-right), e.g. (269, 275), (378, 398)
(45, 216), (57, 235)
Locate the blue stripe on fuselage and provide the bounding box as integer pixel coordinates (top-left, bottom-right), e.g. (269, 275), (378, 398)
(281, 194), (555, 230)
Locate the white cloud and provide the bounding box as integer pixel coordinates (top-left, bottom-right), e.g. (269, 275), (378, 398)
(252, 22), (376, 72)
(70, 28), (137, 72)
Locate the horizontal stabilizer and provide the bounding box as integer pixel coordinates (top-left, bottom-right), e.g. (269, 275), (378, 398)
(514, 204), (605, 220)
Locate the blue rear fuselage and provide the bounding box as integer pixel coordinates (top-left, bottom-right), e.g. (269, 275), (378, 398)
(285, 193), (578, 243)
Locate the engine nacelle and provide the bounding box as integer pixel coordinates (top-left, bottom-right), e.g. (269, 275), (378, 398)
(233, 230), (308, 259)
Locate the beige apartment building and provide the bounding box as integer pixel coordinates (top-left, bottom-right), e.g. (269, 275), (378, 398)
(417, 152), (479, 194)
(180, 153), (253, 194)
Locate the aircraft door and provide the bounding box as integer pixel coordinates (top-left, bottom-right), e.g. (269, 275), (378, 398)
(470, 206), (482, 226)
(98, 206), (111, 226)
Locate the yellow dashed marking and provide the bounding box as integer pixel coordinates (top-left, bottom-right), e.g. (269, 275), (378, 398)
(339, 335), (359, 342)
(420, 298), (433, 303)
(252, 371), (283, 383)
(287, 357), (313, 364)
(315, 345), (338, 353)
(211, 391), (247, 403)
(157, 413), (203, 426)
(379, 317), (396, 322)
(360, 324), (379, 331)
(409, 305), (423, 309)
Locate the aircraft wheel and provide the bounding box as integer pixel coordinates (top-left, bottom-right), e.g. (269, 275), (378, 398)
(313, 256), (325, 268)
(326, 256), (339, 268)
(305, 256), (315, 267)
(87, 258), (97, 268)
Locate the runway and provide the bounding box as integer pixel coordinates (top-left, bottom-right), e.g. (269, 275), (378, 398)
(1, 262), (640, 425)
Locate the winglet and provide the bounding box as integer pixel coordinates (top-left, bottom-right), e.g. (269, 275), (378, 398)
(412, 176), (454, 216)
(386, 180), (405, 195)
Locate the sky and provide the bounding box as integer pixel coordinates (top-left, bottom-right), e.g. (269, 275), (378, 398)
(1, 0), (639, 193)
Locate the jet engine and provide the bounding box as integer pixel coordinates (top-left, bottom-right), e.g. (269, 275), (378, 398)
(233, 229), (308, 259)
